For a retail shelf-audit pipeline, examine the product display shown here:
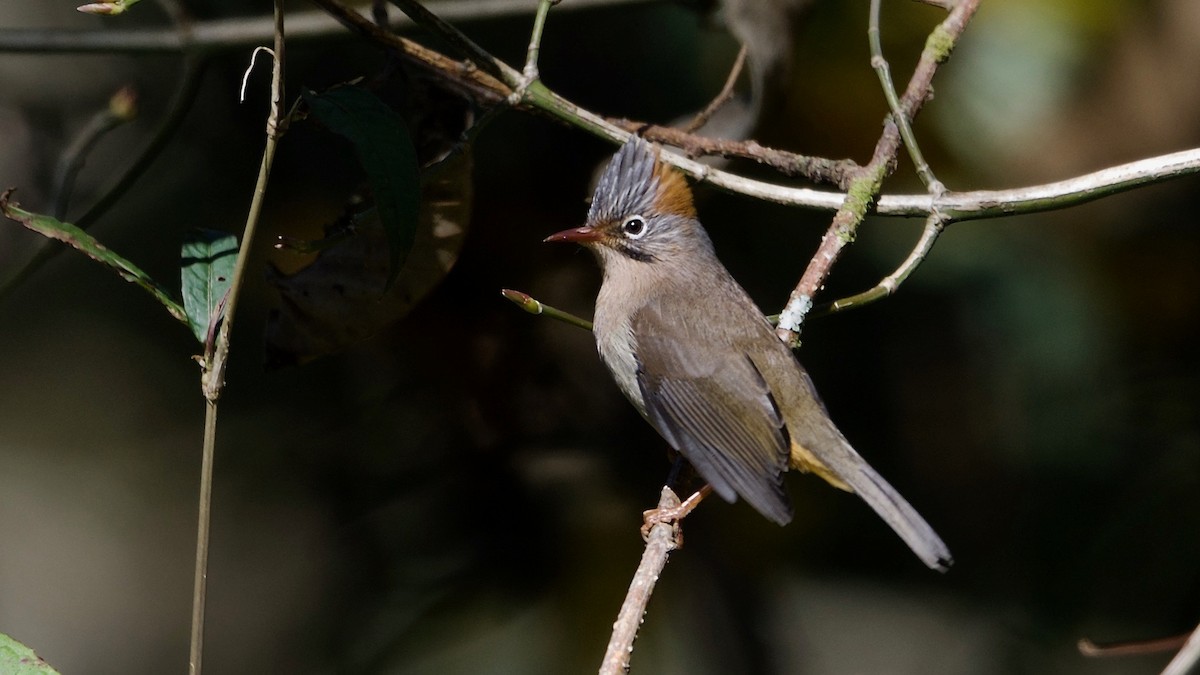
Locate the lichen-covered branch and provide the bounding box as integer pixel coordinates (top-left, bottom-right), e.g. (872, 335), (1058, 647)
(774, 0), (980, 344)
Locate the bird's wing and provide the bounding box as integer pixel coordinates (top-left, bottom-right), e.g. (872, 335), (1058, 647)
(631, 300), (793, 525)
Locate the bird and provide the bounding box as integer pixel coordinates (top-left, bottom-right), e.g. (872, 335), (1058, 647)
(545, 137), (952, 571)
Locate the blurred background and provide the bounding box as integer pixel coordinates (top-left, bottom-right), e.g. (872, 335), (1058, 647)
(1, 0), (1199, 673)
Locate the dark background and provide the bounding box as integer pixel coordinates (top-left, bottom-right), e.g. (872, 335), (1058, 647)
(1, 1), (1198, 673)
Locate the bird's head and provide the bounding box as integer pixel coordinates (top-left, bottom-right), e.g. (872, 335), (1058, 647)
(545, 137), (712, 266)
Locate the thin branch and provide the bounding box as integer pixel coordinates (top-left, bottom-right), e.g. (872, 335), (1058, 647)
(202, 5), (286, 402)
(869, 0), (943, 194)
(188, 396), (218, 675)
(190, 5), (285, 674)
(386, 0), (510, 83)
(814, 212), (948, 317)
(610, 120), (860, 188)
(309, 0), (509, 105)
(500, 289), (594, 331)
(51, 86), (138, 219)
(681, 43), (748, 134)
(520, 0), (556, 84)
(599, 487), (683, 675)
(774, 0), (979, 344)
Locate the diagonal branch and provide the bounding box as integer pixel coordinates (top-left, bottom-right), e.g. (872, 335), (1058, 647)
(599, 487), (683, 675)
(682, 43), (748, 134)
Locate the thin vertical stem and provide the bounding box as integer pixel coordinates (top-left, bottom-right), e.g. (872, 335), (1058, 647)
(869, 0), (943, 193)
(188, 399), (218, 675)
(522, 0), (555, 81)
(189, 2), (284, 673)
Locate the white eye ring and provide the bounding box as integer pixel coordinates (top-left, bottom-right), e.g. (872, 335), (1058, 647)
(622, 215), (647, 239)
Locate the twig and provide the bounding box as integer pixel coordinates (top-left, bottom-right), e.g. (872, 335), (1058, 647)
(869, 0), (943, 194)
(814, 211), (948, 317)
(681, 43), (748, 134)
(500, 289), (594, 331)
(387, 0), (509, 83)
(599, 487), (683, 675)
(309, 0), (509, 105)
(520, 0), (556, 85)
(51, 86), (139, 219)
(774, 0), (979, 345)
(189, 5), (285, 674)
(610, 120), (860, 188)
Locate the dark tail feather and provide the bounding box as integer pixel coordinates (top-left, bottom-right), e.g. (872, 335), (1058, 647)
(849, 462), (953, 572)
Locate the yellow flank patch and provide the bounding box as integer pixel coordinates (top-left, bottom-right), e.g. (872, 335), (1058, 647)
(790, 441), (852, 492)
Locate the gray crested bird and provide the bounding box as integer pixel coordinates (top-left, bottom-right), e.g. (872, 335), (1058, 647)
(546, 137), (951, 571)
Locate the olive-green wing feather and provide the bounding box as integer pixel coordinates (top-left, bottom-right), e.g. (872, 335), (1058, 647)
(632, 302), (792, 525)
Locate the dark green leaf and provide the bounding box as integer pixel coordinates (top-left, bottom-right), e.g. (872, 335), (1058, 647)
(302, 86), (420, 288)
(0, 189), (188, 325)
(181, 228), (238, 345)
(0, 633), (62, 675)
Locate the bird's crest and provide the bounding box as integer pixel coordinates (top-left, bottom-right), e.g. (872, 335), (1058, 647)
(589, 137), (696, 224)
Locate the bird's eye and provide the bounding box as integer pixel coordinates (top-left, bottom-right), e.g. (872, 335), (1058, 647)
(622, 215), (647, 239)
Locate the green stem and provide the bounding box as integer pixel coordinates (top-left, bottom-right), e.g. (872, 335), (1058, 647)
(188, 398), (218, 675)
(522, 0), (555, 82)
(501, 288), (593, 331)
(812, 212), (948, 317)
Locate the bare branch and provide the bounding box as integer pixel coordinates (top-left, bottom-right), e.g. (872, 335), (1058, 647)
(599, 487), (683, 675)
(774, 0), (980, 344)
(610, 120), (860, 187)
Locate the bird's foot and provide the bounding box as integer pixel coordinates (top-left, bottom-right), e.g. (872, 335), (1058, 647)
(640, 485), (713, 544)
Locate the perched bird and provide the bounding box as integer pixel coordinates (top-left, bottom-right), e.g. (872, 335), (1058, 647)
(546, 137), (951, 571)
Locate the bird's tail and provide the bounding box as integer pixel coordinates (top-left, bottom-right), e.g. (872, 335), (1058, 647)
(791, 437), (953, 572)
